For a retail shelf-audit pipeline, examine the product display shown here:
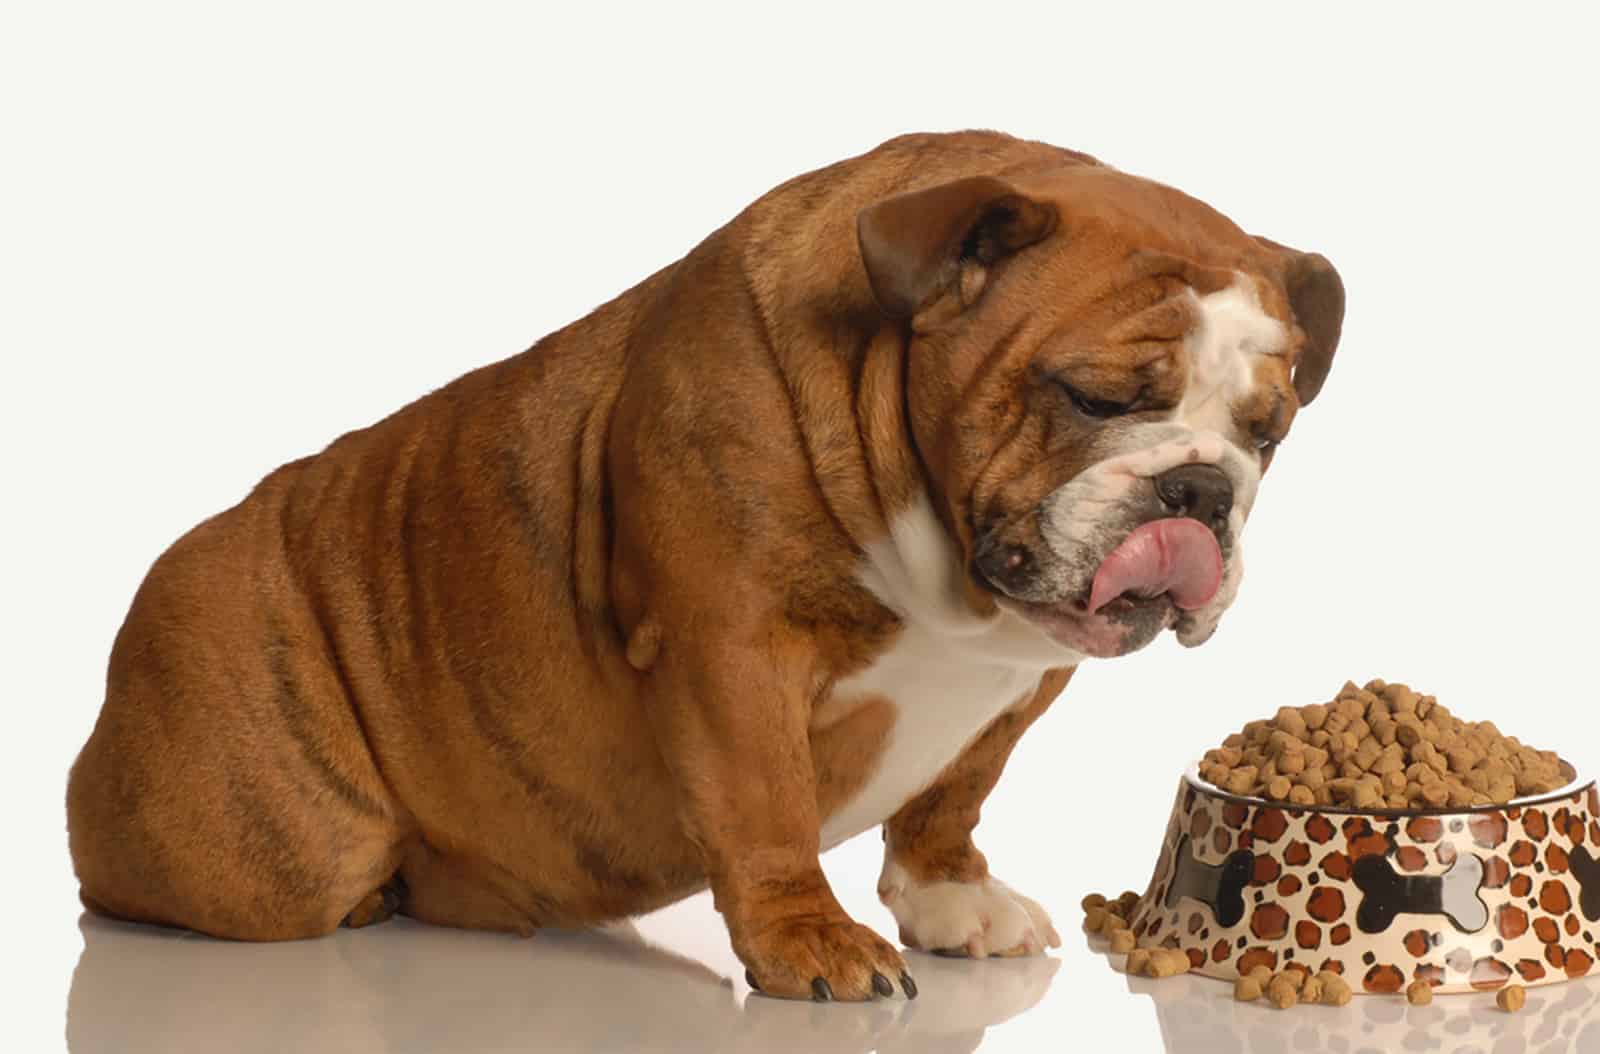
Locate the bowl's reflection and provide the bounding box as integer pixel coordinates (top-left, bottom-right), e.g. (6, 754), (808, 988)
(1129, 969), (1600, 1054)
(67, 914), (1059, 1053)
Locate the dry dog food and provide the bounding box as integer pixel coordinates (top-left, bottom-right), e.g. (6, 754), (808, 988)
(1083, 891), (1195, 980)
(1198, 679), (1567, 809)
(1082, 890), (1485, 1010)
(1318, 972), (1353, 1007)
(1085, 679), (1569, 1008)
(1497, 984), (1526, 1013)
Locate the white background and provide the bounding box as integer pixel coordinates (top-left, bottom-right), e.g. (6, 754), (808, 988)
(4, 3), (1598, 1051)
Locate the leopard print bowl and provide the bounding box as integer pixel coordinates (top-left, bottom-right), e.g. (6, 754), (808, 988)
(1127, 765), (1599, 996)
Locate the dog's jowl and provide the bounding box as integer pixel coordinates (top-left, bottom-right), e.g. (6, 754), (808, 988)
(67, 130), (1343, 1002)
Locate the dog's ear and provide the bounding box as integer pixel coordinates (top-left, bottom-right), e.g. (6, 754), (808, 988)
(1259, 237), (1345, 406)
(857, 176), (1058, 318)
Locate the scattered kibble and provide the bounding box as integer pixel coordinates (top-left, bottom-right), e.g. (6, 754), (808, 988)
(1234, 976), (1263, 1002)
(1266, 976), (1299, 1010)
(1109, 929), (1136, 954)
(1124, 948), (1151, 976)
(1406, 980), (1433, 1006)
(1199, 680), (1567, 808)
(1497, 985), (1526, 1012)
(1299, 976), (1323, 1004)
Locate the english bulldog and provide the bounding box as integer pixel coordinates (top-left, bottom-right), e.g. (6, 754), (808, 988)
(67, 130), (1343, 1002)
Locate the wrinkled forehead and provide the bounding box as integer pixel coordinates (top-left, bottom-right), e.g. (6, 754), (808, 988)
(1020, 169), (1304, 435)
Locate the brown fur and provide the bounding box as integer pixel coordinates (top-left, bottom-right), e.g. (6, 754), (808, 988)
(67, 130), (1341, 1001)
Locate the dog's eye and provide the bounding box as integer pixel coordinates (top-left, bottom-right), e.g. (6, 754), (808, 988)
(1253, 434), (1278, 452)
(1057, 381), (1134, 419)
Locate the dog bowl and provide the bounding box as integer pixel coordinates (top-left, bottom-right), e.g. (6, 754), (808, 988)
(1125, 764), (1599, 995)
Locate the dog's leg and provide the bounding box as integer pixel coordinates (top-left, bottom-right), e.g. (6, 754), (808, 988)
(395, 842), (543, 937)
(646, 632), (912, 1002)
(878, 667), (1073, 958)
(67, 604), (408, 942)
(341, 873), (408, 929)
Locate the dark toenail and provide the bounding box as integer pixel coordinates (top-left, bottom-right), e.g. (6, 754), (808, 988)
(811, 977), (833, 1002)
(745, 969), (760, 992)
(900, 972), (918, 1000)
(872, 972), (894, 998)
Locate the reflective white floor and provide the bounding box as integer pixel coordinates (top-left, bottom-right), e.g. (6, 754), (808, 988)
(63, 894), (1600, 1054)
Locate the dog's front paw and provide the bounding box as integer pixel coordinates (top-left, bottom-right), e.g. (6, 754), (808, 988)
(738, 914), (916, 1002)
(878, 861), (1061, 959)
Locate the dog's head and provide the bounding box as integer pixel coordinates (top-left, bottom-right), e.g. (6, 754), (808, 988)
(857, 166), (1344, 659)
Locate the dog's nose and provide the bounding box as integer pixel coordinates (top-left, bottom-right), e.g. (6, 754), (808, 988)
(1154, 464), (1233, 531)
(973, 533), (1036, 595)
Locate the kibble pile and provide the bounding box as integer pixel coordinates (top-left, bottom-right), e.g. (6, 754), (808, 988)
(1197, 679), (1567, 810)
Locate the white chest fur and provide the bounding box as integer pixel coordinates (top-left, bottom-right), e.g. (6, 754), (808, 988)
(818, 494), (1082, 849)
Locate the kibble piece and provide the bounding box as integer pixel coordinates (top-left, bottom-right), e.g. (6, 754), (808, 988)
(1147, 949), (1191, 978)
(1266, 978), (1299, 1009)
(1274, 706), (1308, 738)
(1246, 965), (1273, 986)
(1497, 984), (1526, 1012)
(1080, 893), (1108, 912)
(1406, 980), (1433, 1006)
(1125, 949), (1151, 976)
(1098, 912), (1125, 937)
(1320, 976), (1353, 1007)
(1299, 976), (1323, 1004)
(1109, 929), (1136, 954)
(1224, 767), (1258, 796)
(1083, 907), (1108, 932)
(1234, 976), (1263, 1002)
(1270, 970), (1305, 992)
(1267, 775), (1292, 800)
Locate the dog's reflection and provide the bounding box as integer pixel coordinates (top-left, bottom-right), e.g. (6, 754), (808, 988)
(1128, 969), (1600, 1054)
(68, 914), (1058, 1053)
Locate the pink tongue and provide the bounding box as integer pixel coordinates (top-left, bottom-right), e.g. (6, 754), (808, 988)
(1087, 518), (1223, 615)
